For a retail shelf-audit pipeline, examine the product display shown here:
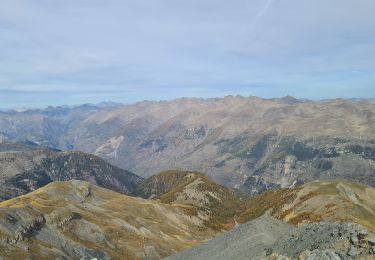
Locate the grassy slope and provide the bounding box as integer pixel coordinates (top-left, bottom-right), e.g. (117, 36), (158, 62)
(239, 179), (375, 231)
(136, 170), (245, 231)
(138, 171), (375, 232)
(1, 170), (375, 259)
(0, 181), (216, 259)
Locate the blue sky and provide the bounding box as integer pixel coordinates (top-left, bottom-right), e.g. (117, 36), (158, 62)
(0, 0), (375, 108)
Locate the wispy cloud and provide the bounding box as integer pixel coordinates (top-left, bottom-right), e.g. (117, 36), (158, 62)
(254, 0), (274, 24)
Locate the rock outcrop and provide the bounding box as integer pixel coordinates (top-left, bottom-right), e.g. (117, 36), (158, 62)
(270, 221), (374, 259)
(6, 215), (45, 243)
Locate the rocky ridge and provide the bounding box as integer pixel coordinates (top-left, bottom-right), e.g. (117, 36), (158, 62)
(269, 221), (375, 259)
(168, 215), (375, 260)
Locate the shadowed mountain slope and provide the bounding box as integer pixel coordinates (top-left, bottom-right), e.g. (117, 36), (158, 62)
(0, 141), (142, 201)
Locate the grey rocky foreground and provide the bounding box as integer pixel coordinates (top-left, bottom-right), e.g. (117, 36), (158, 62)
(167, 215), (375, 260)
(167, 214), (290, 260)
(270, 221), (372, 259)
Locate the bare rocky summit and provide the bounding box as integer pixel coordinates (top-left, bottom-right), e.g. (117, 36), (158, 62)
(168, 215), (375, 260)
(269, 221), (374, 259)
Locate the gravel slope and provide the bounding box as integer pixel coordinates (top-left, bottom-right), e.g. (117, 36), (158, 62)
(167, 215), (290, 260)
(167, 214), (375, 260)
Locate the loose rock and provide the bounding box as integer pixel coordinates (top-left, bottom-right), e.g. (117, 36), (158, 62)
(347, 245), (357, 257)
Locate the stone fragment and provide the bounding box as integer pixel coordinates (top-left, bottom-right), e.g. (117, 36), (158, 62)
(350, 235), (358, 244)
(347, 245), (357, 257)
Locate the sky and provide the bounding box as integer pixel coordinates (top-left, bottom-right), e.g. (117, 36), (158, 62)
(0, 0), (375, 108)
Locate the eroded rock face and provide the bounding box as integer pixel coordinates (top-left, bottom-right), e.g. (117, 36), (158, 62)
(56, 212), (81, 228)
(241, 136), (375, 195)
(6, 215), (45, 243)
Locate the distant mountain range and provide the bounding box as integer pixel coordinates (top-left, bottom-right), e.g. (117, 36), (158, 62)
(0, 96), (374, 195)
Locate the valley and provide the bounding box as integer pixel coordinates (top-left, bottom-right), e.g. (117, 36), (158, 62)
(0, 97), (374, 194)
(0, 171), (375, 259)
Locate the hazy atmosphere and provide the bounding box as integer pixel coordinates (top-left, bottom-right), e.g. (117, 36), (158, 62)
(1, 2), (375, 259)
(1, 0), (375, 108)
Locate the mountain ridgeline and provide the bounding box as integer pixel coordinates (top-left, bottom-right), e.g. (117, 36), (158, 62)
(135, 170), (243, 230)
(167, 178), (375, 260)
(0, 170), (375, 259)
(0, 143), (240, 231)
(0, 96), (374, 195)
(0, 141), (142, 201)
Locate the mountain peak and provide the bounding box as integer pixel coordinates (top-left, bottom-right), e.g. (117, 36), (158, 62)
(136, 170), (242, 230)
(279, 95), (302, 104)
